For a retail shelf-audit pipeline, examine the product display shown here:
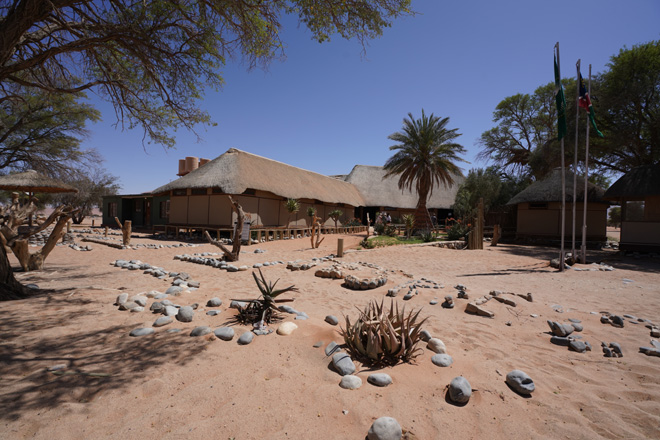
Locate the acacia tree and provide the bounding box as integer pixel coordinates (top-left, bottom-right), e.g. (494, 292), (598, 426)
(0, 0), (414, 300)
(476, 81), (577, 181)
(591, 40), (660, 173)
(53, 168), (120, 224)
(479, 41), (660, 181)
(0, 84), (100, 174)
(384, 110), (466, 232)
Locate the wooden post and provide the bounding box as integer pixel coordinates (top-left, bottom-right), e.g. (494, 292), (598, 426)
(105, 226), (109, 237)
(114, 217), (131, 246)
(337, 238), (344, 257)
(92, 219), (95, 227)
(66, 220), (71, 234)
(468, 198), (484, 250)
(491, 224), (500, 246)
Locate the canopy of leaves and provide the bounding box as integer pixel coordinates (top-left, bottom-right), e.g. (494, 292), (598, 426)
(476, 81), (579, 180)
(0, 84), (100, 176)
(452, 167), (529, 219)
(591, 40), (660, 173)
(479, 40), (660, 181)
(0, 0), (413, 147)
(384, 110), (466, 197)
(384, 110), (466, 230)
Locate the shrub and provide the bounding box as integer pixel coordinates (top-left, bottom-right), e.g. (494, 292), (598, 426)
(447, 221), (470, 240)
(345, 218), (362, 227)
(340, 299), (428, 366)
(420, 230), (435, 242)
(384, 224), (397, 237)
(359, 237), (375, 249)
(374, 222), (385, 235)
(306, 206), (316, 218)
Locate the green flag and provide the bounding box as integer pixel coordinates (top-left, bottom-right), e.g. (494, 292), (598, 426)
(554, 54), (567, 140)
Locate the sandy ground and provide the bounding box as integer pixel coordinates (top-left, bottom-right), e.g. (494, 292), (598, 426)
(1, 226), (659, 440)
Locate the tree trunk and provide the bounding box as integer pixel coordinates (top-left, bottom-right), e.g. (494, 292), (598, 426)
(204, 195), (244, 261)
(0, 244), (29, 300)
(27, 213), (70, 270)
(414, 199), (433, 233)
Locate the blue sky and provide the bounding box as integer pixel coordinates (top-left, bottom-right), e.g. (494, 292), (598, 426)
(86, 0), (660, 194)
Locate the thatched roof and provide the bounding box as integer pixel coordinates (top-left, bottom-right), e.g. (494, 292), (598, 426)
(151, 148), (365, 206)
(344, 165), (464, 209)
(604, 164), (660, 200)
(0, 170), (78, 193)
(507, 168), (606, 205)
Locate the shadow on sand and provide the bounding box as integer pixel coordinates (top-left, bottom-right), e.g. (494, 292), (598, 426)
(0, 290), (207, 422)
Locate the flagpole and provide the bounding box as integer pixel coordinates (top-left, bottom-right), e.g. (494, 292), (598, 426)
(572, 59), (581, 263)
(580, 64), (592, 264)
(556, 43), (566, 272)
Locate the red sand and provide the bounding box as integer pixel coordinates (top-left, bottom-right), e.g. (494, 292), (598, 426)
(2, 229), (659, 439)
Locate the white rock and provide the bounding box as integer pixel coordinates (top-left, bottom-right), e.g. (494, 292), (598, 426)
(427, 338), (447, 354)
(276, 322), (298, 336)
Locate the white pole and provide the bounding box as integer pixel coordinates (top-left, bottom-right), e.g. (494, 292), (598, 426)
(556, 43), (566, 272)
(580, 64), (592, 264)
(572, 60), (581, 262)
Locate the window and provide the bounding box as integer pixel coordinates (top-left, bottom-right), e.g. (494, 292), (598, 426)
(529, 202), (548, 210)
(108, 202), (117, 218)
(160, 200), (170, 219)
(191, 188), (207, 195)
(624, 201), (644, 221)
(135, 200), (142, 212)
(212, 187), (224, 194)
(173, 189), (187, 196)
(242, 189), (256, 195)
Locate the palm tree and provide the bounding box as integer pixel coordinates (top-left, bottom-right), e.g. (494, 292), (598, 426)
(384, 110), (467, 232)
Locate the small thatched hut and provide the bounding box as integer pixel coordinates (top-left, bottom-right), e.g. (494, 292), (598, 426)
(604, 164), (660, 252)
(507, 168), (608, 241)
(343, 165), (464, 223)
(150, 148), (364, 228)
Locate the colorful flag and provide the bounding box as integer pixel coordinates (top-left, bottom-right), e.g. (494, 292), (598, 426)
(554, 54), (567, 140)
(578, 71), (604, 138)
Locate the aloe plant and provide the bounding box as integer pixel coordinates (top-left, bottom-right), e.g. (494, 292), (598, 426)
(340, 299), (428, 366)
(231, 268), (298, 326)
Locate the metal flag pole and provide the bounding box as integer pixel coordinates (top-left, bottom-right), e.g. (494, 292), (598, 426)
(580, 64), (592, 264)
(556, 43), (566, 272)
(572, 59), (581, 262)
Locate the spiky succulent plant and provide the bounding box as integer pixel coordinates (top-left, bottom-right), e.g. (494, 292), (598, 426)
(340, 299), (428, 366)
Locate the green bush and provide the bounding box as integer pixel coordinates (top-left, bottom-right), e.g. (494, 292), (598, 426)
(374, 222), (385, 235)
(345, 218), (362, 227)
(447, 222), (470, 240)
(359, 237), (375, 249)
(340, 299), (428, 366)
(420, 230), (435, 242)
(384, 224), (397, 237)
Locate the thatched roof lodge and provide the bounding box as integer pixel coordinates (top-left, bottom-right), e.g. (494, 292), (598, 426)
(507, 168), (608, 242)
(604, 164), (660, 252)
(149, 148), (364, 228)
(344, 165), (464, 222)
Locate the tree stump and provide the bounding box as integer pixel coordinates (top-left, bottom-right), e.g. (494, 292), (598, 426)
(114, 217), (132, 246)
